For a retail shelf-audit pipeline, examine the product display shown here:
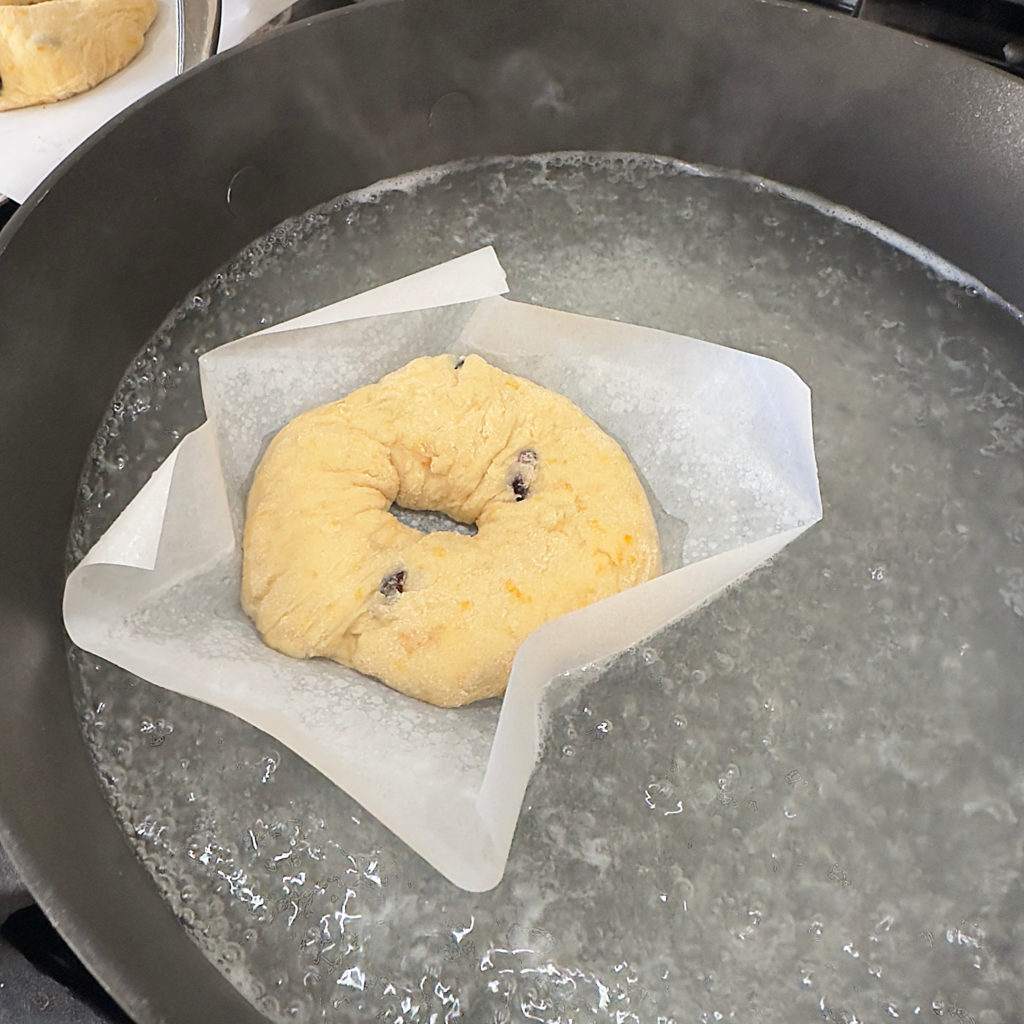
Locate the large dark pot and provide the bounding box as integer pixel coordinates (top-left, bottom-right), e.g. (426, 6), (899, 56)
(1, 0), (1023, 1019)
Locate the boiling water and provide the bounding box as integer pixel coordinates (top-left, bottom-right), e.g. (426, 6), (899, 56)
(68, 154), (1024, 1023)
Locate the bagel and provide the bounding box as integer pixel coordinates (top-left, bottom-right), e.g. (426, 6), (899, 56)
(241, 354), (661, 707)
(0, 0), (157, 111)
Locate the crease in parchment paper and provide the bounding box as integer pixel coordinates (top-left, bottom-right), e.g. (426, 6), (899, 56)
(63, 246), (822, 891)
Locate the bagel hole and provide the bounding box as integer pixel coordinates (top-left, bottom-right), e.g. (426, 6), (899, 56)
(389, 504), (477, 537)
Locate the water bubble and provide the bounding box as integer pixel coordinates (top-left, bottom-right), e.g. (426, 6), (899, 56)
(260, 753), (280, 784)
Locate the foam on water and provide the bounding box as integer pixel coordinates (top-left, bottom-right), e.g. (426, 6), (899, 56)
(68, 153), (1024, 1022)
(348, 153), (1013, 313)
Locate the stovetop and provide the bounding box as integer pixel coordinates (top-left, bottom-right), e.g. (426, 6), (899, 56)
(0, 841), (126, 1024)
(2, 0), (1024, 1020)
(819, 0), (1024, 77)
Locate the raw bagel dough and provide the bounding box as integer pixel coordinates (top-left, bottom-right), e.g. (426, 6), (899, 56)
(0, 0), (157, 111)
(241, 354), (661, 707)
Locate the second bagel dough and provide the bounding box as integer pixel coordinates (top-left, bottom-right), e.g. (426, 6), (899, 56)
(242, 354), (661, 707)
(0, 0), (157, 111)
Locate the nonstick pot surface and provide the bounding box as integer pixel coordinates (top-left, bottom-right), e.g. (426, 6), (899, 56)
(1, 1), (1023, 1022)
